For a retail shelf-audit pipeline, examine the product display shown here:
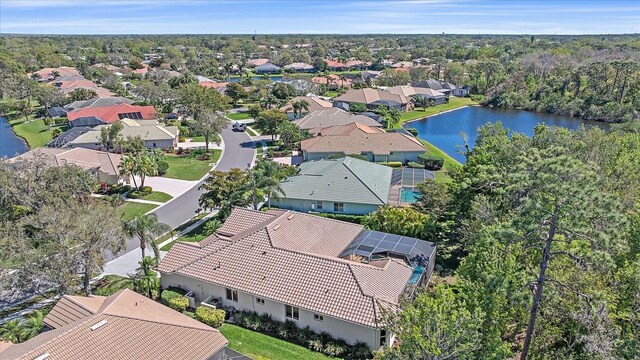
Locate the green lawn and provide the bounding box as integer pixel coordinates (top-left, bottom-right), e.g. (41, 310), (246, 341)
(420, 139), (462, 184)
(140, 191), (173, 203)
(10, 118), (66, 148)
(398, 97), (477, 125)
(228, 112), (252, 120)
(160, 217), (215, 250)
(219, 324), (335, 360)
(246, 126), (260, 136)
(163, 150), (221, 181)
(117, 202), (158, 222)
(323, 91), (339, 98)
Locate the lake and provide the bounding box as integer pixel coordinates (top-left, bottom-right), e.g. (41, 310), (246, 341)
(0, 116), (29, 158)
(404, 106), (609, 163)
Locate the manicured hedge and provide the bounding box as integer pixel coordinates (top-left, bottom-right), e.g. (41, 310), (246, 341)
(167, 296), (189, 312)
(418, 154), (444, 171)
(407, 161), (424, 168)
(376, 161), (403, 168)
(317, 213), (367, 225)
(195, 306), (225, 328)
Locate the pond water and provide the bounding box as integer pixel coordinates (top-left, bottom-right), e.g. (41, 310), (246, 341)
(404, 106), (609, 163)
(0, 116), (29, 158)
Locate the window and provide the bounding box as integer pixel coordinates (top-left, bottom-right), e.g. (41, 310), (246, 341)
(316, 201), (323, 210)
(285, 305), (299, 320)
(256, 297), (265, 305)
(225, 288), (238, 302)
(334, 202), (344, 213)
(314, 314), (324, 321)
(380, 330), (387, 346)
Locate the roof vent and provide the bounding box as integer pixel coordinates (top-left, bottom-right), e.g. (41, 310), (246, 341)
(90, 319), (108, 331)
(273, 224), (281, 231)
(262, 251), (267, 255)
(32, 353), (50, 360)
(287, 214), (294, 220)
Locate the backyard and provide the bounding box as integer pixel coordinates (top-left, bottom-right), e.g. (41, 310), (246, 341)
(163, 150), (221, 181)
(9, 117), (67, 149)
(398, 97), (477, 124)
(419, 139), (461, 183)
(219, 324), (335, 360)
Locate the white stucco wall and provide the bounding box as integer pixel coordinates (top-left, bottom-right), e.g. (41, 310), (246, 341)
(274, 198), (381, 215)
(160, 273), (385, 349)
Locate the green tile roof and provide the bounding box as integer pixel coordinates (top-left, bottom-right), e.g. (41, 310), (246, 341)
(280, 157), (392, 205)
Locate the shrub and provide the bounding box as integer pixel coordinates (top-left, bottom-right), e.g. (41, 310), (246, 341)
(407, 161), (424, 169)
(178, 136), (186, 142)
(377, 161), (402, 168)
(160, 288), (185, 305)
(157, 161), (169, 175)
(308, 338), (324, 352)
(175, 147), (184, 155)
(167, 296), (189, 312)
(317, 213), (367, 224)
(405, 128), (419, 137)
(141, 186), (153, 195)
(418, 154), (444, 171)
(328, 153), (369, 161)
(350, 341), (373, 359)
(195, 306), (225, 328)
(127, 190), (142, 199)
(470, 94), (484, 102)
(278, 320), (298, 340)
(258, 313), (278, 334)
(323, 340), (348, 357)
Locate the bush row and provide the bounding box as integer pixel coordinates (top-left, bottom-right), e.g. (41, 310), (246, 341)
(160, 288), (189, 312)
(195, 306), (225, 328)
(317, 212), (367, 225)
(375, 161), (403, 168)
(233, 310), (372, 359)
(418, 154), (444, 171)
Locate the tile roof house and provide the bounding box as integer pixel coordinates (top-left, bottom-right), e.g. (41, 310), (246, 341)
(159, 208), (436, 350)
(0, 289), (228, 360)
(67, 103), (157, 126)
(280, 96), (333, 118)
(246, 58), (271, 67)
(67, 119), (179, 150)
(9, 147), (123, 185)
(311, 74), (352, 89)
(301, 123), (426, 163)
(65, 97), (135, 112)
(334, 89), (411, 111)
(283, 62), (315, 72)
(273, 157), (393, 214)
(254, 62), (281, 74)
(30, 67), (81, 82)
(293, 108), (383, 130)
(324, 59), (348, 71)
(385, 85), (447, 104)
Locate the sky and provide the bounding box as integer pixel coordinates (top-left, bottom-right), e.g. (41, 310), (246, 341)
(1, 0), (639, 35)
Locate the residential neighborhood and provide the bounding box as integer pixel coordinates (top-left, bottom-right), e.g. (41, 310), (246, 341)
(1, 1), (639, 360)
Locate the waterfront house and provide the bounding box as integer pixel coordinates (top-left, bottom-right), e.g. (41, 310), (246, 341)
(293, 108), (383, 130)
(280, 96), (333, 118)
(67, 119), (179, 150)
(67, 103), (157, 126)
(254, 62), (281, 74)
(273, 157), (392, 214)
(159, 208), (436, 350)
(333, 88), (411, 111)
(283, 62), (315, 73)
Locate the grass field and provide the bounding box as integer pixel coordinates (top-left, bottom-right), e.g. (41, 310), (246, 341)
(420, 139), (462, 183)
(323, 91), (339, 98)
(140, 191), (173, 203)
(10, 118), (66, 149)
(163, 150), (221, 181)
(117, 202), (158, 222)
(398, 97), (477, 125)
(227, 112), (252, 120)
(219, 324), (335, 360)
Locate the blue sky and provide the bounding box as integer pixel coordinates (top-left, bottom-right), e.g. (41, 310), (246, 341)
(1, 0), (639, 35)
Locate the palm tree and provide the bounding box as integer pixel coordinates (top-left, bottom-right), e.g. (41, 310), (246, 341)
(338, 74), (347, 88)
(296, 99), (309, 118)
(124, 213), (171, 264)
(223, 62), (234, 82)
(256, 160), (286, 208)
(243, 168), (263, 210)
(21, 311), (44, 340)
(388, 108), (401, 129)
(0, 320), (26, 343)
(119, 156), (139, 189)
(136, 154), (159, 189)
(133, 256), (160, 299)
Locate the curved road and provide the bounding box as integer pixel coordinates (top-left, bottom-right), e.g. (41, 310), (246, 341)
(116, 126), (255, 256)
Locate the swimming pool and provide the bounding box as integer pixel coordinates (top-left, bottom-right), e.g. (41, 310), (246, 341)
(408, 265), (425, 285)
(400, 187), (421, 203)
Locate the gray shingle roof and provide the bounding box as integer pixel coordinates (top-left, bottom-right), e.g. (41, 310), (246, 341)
(280, 157), (392, 205)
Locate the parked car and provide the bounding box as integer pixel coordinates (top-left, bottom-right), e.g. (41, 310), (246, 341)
(165, 113), (179, 120)
(232, 122), (247, 132)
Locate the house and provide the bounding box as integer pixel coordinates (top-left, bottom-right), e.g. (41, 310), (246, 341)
(391, 61), (413, 69)
(301, 123), (426, 163)
(29, 66), (81, 82)
(10, 147), (122, 185)
(412, 79), (464, 96)
(67, 103), (157, 126)
(67, 119), (179, 150)
(452, 85), (470, 97)
(9, 147), (123, 185)
(324, 59), (348, 71)
(345, 60), (370, 70)
(385, 85), (447, 105)
(283, 62), (315, 73)
(131, 63), (149, 76)
(280, 96), (333, 119)
(65, 97), (135, 112)
(0, 289), (228, 360)
(254, 62), (281, 74)
(333, 88), (411, 111)
(274, 157), (392, 214)
(311, 74), (352, 89)
(159, 208), (436, 350)
(47, 106), (68, 118)
(293, 108), (383, 130)
(247, 58), (271, 67)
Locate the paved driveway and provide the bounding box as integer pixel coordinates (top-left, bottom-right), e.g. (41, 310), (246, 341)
(143, 176), (198, 198)
(215, 126), (256, 171)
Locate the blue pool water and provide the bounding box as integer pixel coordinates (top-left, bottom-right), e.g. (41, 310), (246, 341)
(409, 266), (425, 285)
(400, 187), (421, 203)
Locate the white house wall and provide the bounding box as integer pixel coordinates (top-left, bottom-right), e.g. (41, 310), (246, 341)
(161, 273), (383, 349)
(273, 198), (381, 215)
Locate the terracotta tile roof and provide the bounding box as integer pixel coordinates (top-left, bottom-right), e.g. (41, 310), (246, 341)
(43, 295), (103, 329)
(216, 207), (279, 237)
(132, 63), (149, 75)
(293, 108), (382, 130)
(2, 289), (227, 360)
(10, 148), (122, 177)
(159, 208), (420, 328)
(283, 62), (314, 70)
(324, 59), (347, 68)
(335, 88), (410, 105)
(30, 67), (80, 80)
(247, 58), (270, 67)
(311, 74), (352, 87)
(280, 96), (333, 113)
(301, 127), (425, 156)
(309, 122), (386, 136)
(68, 103), (157, 123)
